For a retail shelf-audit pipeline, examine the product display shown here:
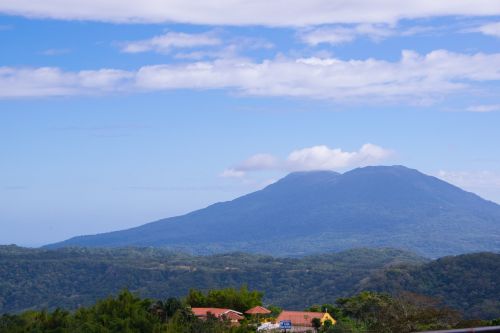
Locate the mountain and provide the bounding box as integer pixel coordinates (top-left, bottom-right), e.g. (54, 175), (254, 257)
(46, 165), (500, 257)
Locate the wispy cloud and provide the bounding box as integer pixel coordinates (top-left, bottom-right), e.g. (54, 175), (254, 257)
(221, 143), (393, 178)
(466, 104), (500, 112)
(1, 1), (500, 26)
(474, 21), (500, 38)
(2, 185), (28, 191)
(299, 23), (437, 45)
(299, 24), (395, 45)
(437, 170), (500, 203)
(0, 67), (132, 97)
(121, 31), (221, 54)
(39, 48), (71, 56)
(173, 37), (273, 60)
(3, 50), (500, 104)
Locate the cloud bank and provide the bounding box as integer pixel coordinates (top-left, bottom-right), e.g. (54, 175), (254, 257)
(1, 1), (500, 26)
(221, 143), (393, 178)
(2, 50), (500, 104)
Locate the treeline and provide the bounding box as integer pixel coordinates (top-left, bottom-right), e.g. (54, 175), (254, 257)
(1, 287), (500, 333)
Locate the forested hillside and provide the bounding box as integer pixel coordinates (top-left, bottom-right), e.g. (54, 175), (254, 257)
(1, 246), (499, 319)
(360, 252), (500, 319)
(0, 246), (425, 313)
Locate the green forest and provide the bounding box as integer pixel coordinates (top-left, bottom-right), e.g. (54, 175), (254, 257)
(1, 246), (499, 322)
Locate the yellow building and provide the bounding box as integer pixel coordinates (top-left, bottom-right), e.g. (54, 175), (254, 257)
(276, 310), (336, 327)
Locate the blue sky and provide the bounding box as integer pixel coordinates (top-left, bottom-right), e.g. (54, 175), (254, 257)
(1, 1), (500, 246)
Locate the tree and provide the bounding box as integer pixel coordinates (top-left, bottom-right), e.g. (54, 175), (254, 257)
(336, 291), (460, 333)
(185, 286), (263, 312)
(312, 317), (322, 332)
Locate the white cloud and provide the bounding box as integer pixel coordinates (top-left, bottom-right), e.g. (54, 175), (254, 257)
(0, 67), (132, 98)
(438, 170), (500, 189)
(299, 23), (436, 45)
(173, 37), (273, 60)
(437, 170), (500, 203)
(222, 143), (393, 177)
(220, 153), (278, 178)
(475, 22), (500, 38)
(1, 1), (500, 26)
(113, 50), (500, 103)
(121, 31), (221, 54)
(40, 48), (71, 56)
(219, 169), (246, 178)
(286, 144), (393, 171)
(3, 50), (500, 102)
(466, 104), (500, 112)
(300, 24), (395, 45)
(235, 153), (279, 171)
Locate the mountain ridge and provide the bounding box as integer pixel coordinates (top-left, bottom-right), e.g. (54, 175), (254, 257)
(46, 165), (500, 257)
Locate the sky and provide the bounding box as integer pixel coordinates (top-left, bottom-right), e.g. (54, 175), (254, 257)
(1, 1), (500, 246)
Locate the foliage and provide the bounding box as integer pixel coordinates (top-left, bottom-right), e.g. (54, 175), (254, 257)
(0, 290), (255, 333)
(0, 246), (424, 314)
(335, 291), (460, 333)
(311, 317), (322, 331)
(361, 252), (500, 319)
(2, 288), (498, 333)
(1, 246), (499, 320)
(185, 286), (263, 312)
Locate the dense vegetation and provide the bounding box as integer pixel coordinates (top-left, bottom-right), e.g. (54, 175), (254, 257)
(1, 288), (499, 333)
(48, 166), (500, 258)
(0, 289), (256, 333)
(360, 252), (500, 319)
(0, 246), (424, 314)
(1, 246), (499, 321)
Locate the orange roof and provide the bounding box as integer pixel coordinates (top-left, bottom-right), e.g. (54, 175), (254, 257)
(191, 308), (244, 321)
(276, 311), (325, 327)
(245, 306), (272, 315)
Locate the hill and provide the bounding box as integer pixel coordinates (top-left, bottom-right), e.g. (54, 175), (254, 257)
(359, 252), (500, 319)
(1, 246), (499, 319)
(0, 246), (424, 314)
(46, 166), (500, 257)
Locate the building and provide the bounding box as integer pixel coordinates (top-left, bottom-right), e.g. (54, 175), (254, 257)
(245, 306), (272, 316)
(276, 310), (335, 331)
(191, 307), (244, 325)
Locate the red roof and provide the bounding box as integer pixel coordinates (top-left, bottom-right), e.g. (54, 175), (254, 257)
(276, 311), (324, 327)
(191, 308), (244, 321)
(245, 306), (272, 315)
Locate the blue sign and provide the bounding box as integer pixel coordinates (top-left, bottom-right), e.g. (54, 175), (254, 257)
(279, 320), (292, 329)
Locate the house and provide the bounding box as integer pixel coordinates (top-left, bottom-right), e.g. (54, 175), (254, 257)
(191, 307), (244, 325)
(245, 306), (272, 316)
(276, 310), (335, 329)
